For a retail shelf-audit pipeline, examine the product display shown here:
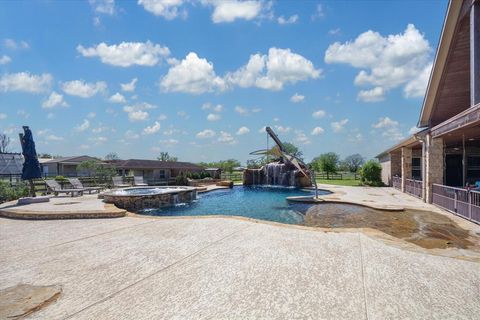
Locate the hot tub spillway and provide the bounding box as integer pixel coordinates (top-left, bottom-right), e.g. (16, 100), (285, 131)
(102, 187), (197, 212)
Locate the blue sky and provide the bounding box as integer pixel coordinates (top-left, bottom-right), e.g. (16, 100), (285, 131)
(0, 0), (448, 164)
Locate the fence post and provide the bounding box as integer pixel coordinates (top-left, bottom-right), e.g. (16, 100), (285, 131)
(468, 191), (472, 220)
(454, 190), (458, 213)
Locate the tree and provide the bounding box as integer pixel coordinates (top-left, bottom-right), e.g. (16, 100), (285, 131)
(360, 160), (383, 186)
(310, 152), (339, 179)
(0, 134), (10, 153)
(269, 142), (303, 161)
(77, 160), (116, 184)
(38, 153), (53, 159)
(157, 152), (178, 162)
(344, 154), (365, 173)
(105, 152), (120, 161)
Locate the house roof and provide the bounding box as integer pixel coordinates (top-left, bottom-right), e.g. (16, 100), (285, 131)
(418, 0), (467, 127)
(43, 155), (101, 164)
(113, 159), (203, 170)
(375, 128), (429, 158)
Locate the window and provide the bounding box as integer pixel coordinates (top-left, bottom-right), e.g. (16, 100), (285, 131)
(411, 157), (422, 180)
(159, 170), (166, 179)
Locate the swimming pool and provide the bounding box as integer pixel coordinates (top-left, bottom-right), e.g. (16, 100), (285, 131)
(140, 186), (328, 224)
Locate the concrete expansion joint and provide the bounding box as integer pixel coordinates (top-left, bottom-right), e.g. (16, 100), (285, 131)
(64, 224), (252, 319)
(358, 234), (370, 320)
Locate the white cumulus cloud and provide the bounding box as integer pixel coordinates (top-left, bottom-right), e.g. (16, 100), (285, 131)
(357, 86), (385, 102)
(121, 78), (138, 92)
(205, 0), (263, 23)
(325, 24), (432, 101)
(62, 80), (107, 98)
(277, 14), (298, 25)
(143, 121), (161, 134)
(218, 131), (236, 144)
(75, 119), (90, 132)
(196, 129), (216, 139)
(138, 0), (186, 20)
(108, 92), (126, 103)
(0, 72), (52, 93)
(160, 52), (226, 94)
(311, 127), (324, 135)
(236, 126), (250, 135)
(372, 117), (399, 128)
(226, 47), (321, 91)
(89, 0), (115, 15)
(77, 41), (170, 67)
(331, 119), (348, 133)
(207, 113), (221, 121)
(123, 102), (156, 122)
(42, 91), (68, 109)
(290, 93), (304, 103)
(0, 55), (11, 65)
(312, 109), (326, 119)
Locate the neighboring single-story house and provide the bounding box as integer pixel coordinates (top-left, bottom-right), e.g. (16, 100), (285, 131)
(111, 159), (203, 182)
(377, 0), (480, 223)
(0, 153), (23, 176)
(41, 156), (104, 177)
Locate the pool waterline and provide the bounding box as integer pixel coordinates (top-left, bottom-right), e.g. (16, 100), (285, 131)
(139, 185), (326, 224)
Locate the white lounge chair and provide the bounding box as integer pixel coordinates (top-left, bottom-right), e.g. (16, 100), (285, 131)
(112, 176), (130, 188)
(68, 178), (103, 194)
(45, 179), (84, 197)
(134, 176), (148, 186)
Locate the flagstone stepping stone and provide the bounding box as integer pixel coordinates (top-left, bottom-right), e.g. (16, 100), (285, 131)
(0, 284), (62, 319)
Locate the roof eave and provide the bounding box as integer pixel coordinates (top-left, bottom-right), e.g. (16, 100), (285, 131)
(418, 0), (464, 128)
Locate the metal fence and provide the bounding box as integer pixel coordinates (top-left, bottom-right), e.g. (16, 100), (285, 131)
(432, 184), (480, 224)
(405, 178), (423, 198)
(392, 176), (401, 190)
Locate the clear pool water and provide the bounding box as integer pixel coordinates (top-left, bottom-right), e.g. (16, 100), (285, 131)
(140, 186), (328, 224)
(113, 187), (183, 195)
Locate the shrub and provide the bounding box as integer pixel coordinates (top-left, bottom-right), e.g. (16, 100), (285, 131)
(0, 180), (29, 203)
(360, 160), (383, 186)
(175, 172), (189, 186)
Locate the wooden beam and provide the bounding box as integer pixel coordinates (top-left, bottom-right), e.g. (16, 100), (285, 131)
(431, 103), (480, 137)
(471, 1), (480, 105)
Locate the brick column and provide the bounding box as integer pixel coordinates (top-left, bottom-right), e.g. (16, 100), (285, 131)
(425, 134), (444, 203)
(401, 147), (412, 192)
(390, 151), (401, 178)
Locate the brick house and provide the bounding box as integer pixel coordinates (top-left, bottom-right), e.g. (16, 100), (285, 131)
(377, 0), (480, 223)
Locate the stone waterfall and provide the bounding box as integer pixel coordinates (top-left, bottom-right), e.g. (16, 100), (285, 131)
(243, 161), (312, 187)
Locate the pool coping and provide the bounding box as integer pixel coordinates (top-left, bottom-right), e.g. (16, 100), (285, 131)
(0, 200), (126, 220)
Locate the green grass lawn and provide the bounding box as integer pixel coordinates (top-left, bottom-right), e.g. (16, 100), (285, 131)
(316, 179), (362, 186)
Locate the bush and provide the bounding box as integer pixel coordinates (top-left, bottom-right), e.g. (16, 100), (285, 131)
(360, 160), (383, 186)
(0, 180), (29, 203)
(175, 172), (189, 186)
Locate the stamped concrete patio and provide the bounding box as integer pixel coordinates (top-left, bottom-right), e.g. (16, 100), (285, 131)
(1, 213), (479, 319)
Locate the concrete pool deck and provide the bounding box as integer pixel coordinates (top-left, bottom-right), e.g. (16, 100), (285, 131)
(1, 215), (479, 319)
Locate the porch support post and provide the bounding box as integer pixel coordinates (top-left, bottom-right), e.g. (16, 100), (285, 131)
(471, 1), (480, 106)
(462, 134), (466, 187)
(421, 139), (427, 202)
(390, 151), (401, 181)
(401, 147), (412, 192)
(425, 134), (444, 203)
